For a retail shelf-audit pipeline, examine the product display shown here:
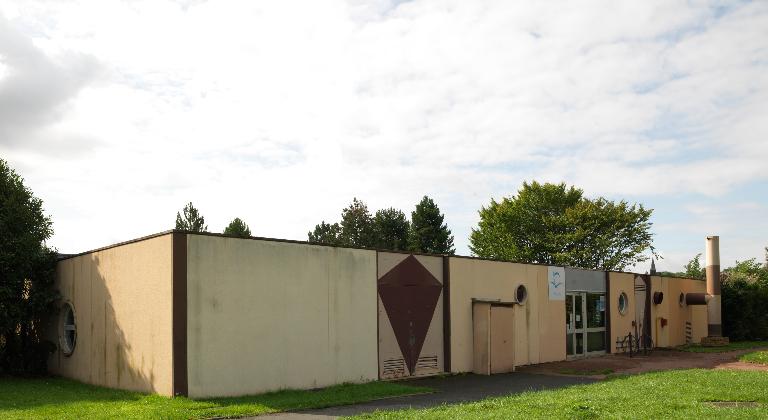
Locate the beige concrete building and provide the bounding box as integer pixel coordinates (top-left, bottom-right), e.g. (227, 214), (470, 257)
(48, 230), (712, 397)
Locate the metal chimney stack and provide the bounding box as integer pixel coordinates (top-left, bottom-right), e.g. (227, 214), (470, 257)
(705, 236), (722, 337)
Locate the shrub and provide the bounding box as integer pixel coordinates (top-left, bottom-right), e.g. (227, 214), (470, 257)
(0, 159), (58, 374)
(721, 279), (768, 341)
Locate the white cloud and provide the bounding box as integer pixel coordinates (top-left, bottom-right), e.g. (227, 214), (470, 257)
(0, 0), (767, 265)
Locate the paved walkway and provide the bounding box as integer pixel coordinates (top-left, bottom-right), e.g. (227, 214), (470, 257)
(246, 348), (767, 419)
(518, 347), (768, 378)
(254, 372), (596, 420)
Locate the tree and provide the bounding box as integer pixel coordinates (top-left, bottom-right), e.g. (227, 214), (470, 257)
(175, 202), (207, 232)
(223, 218), (251, 238)
(339, 198), (375, 247)
(723, 258), (768, 285)
(308, 221), (342, 246)
(683, 254), (705, 280)
(373, 208), (410, 251)
(0, 159), (58, 374)
(409, 196), (455, 254)
(469, 181), (654, 270)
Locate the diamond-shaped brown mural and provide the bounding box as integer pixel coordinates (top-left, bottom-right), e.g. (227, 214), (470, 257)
(378, 255), (442, 375)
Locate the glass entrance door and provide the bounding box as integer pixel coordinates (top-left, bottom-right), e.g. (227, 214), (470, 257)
(566, 292), (606, 358)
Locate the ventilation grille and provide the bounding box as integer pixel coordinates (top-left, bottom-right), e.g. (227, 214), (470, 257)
(415, 355), (439, 373)
(382, 358), (406, 378)
(685, 322), (693, 344)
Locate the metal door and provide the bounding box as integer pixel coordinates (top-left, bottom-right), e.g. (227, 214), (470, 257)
(490, 306), (515, 373)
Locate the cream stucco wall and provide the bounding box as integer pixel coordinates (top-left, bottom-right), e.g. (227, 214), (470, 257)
(608, 272), (636, 353)
(186, 235), (378, 398)
(448, 258), (565, 372)
(48, 234), (174, 396)
(650, 276), (670, 348)
(666, 277), (707, 346)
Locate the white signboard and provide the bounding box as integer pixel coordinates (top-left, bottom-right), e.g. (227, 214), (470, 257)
(548, 266), (565, 301)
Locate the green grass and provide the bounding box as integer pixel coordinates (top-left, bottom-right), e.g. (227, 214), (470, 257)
(352, 369), (768, 419)
(740, 351), (768, 366)
(556, 368), (614, 376)
(0, 376), (430, 419)
(675, 340), (768, 353)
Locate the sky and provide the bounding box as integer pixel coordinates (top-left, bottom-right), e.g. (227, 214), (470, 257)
(1, 0), (766, 273)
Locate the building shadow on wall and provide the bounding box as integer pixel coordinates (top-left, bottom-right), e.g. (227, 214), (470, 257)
(87, 254), (158, 394)
(43, 254), (158, 405)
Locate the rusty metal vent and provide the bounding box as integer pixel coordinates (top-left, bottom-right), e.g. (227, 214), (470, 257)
(685, 322), (693, 344)
(382, 358), (406, 377)
(415, 355), (439, 372)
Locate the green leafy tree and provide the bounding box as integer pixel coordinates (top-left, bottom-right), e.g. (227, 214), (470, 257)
(175, 202), (208, 232)
(683, 254), (705, 279)
(339, 198), (375, 247)
(373, 208), (410, 251)
(223, 218), (251, 238)
(308, 221), (343, 245)
(409, 196), (455, 254)
(720, 251), (768, 340)
(723, 258), (768, 285)
(469, 181), (654, 270)
(0, 159), (58, 374)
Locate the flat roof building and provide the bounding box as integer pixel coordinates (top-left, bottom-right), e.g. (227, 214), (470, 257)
(47, 231), (709, 397)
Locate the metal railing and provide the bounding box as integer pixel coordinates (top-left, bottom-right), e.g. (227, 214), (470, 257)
(615, 332), (653, 357)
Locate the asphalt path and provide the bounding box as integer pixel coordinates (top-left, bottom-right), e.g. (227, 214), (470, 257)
(252, 372), (597, 419)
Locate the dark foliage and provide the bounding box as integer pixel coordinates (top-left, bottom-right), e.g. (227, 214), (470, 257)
(373, 208), (409, 251)
(409, 196), (454, 254)
(722, 279), (768, 341)
(308, 221), (343, 246)
(0, 159), (58, 374)
(175, 202), (208, 232)
(223, 217), (251, 238)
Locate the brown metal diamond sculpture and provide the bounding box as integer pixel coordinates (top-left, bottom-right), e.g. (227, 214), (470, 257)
(378, 255), (442, 375)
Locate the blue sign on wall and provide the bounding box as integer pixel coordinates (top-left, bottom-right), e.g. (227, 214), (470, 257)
(548, 266), (565, 301)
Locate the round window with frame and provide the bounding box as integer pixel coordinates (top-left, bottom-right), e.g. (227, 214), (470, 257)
(618, 292), (629, 315)
(60, 303), (77, 356)
(515, 284), (528, 304)
(679, 292), (685, 307)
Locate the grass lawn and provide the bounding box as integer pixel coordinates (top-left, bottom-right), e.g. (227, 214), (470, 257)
(675, 340), (768, 353)
(741, 351), (768, 366)
(0, 376), (430, 419)
(353, 369), (768, 419)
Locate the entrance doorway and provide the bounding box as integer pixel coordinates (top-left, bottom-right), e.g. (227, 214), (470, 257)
(472, 301), (515, 375)
(566, 292), (606, 358)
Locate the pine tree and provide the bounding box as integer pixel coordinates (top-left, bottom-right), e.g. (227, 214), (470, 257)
(308, 221), (343, 245)
(223, 217), (251, 238)
(409, 196), (454, 254)
(339, 198), (375, 247)
(175, 202), (208, 232)
(373, 208), (410, 251)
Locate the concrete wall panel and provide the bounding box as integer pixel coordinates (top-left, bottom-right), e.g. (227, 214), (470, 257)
(186, 236), (378, 398)
(448, 258), (564, 372)
(608, 272), (636, 352)
(47, 234), (174, 395)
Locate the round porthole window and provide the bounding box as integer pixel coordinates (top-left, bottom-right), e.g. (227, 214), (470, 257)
(515, 284), (528, 304)
(679, 292), (685, 307)
(60, 303), (76, 356)
(618, 292), (629, 315)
